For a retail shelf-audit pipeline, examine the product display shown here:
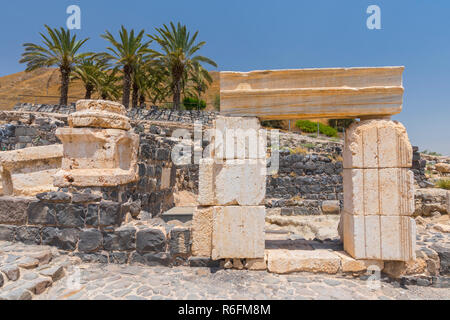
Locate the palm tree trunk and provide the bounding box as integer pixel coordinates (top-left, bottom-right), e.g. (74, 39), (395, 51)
(122, 65), (132, 108)
(173, 80), (181, 110)
(131, 81), (139, 108)
(60, 67), (70, 106)
(85, 84), (94, 99)
(139, 93), (145, 107)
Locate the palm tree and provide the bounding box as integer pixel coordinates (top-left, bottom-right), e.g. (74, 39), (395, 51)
(144, 60), (170, 105)
(100, 26), (151, 108)
(72, 58), (103, 99)
(95, 68), (121, 100)
(189, 62), (213, 106)
(149, 22), (217, 110)
(20, 25), (90, 105)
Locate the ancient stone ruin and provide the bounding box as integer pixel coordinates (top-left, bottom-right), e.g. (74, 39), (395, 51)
(0, 67), (448, 298)
(201, 66), (416, 270)
(53, 100), (139, 187)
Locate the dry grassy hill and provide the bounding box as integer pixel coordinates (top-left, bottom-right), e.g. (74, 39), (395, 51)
(0, 68), (220, 111)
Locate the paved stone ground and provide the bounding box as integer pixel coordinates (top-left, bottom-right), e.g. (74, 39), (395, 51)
(0, 242), (76, 300)
(37, 263), (450, 300)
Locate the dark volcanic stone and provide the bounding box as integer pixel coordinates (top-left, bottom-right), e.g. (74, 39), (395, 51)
(71, 193), (102, 204)
(15, 226), (40, 245)
(432, 244), (450, 275)
(85, 204), (99, 227)
(136, 228), (166, 254)
(41, 227), (80, 251)
(56, 204), (85, 228)
(36, 192), (72, 203)
(99, 201), (121, 227)
(78, 229), (103, 253)
(27, 201), (56, 225)
(0, 225), (16, 241)
(103, 226), (136, 251)
(168, 227), (191, 256)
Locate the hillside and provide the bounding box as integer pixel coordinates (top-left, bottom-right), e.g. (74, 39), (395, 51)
(0, 68), (220, 111)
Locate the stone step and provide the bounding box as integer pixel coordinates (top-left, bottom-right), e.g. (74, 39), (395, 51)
(161, 206), (195, 223)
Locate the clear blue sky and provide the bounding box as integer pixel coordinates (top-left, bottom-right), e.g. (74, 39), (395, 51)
(0, 0), (449, 155)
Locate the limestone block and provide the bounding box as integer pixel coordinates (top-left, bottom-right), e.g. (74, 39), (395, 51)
(192, 207), (214, 257)
(335, 251), (384, 273)
(343, 168), (414, 216)
(435, 163), (450, 174)
(220, 67), (404, 120)
(342, 212), (416, 261)
(198, 158), (266, 206)
(69, 100), (130, 130)
(321, 200), (340, 215)
(54, 128), (139, 187)
(69, 111), (131, 131)
(213, 116), (266, 160)
(343, 120), (412, 169)
(245, 258), (267, 270)
(212, 206), (265, 260)
(76, 99), (127, 115)
(0, 145), (63, 196)
(267, 249), (341, 274)
(160, 167), (172, 189)
(198, 158), (215, 205)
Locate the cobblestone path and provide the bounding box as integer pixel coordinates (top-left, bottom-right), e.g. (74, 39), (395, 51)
(37, 263), (449, 300)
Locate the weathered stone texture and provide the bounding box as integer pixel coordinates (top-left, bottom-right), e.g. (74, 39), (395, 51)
(0, 197), (32, 224)
(342, 212), (416, 261)
(198, 159), (266, 206)
(192, 207), (213, 257)
(343, 120), (412, 169)
(267, 249), (341, 274)
(211, 206), (265, 260)
(343, 168), (414, 216)
(220, 67), (404, 120)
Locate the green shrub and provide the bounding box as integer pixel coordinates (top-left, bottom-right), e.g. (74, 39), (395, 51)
(295, 120), (317, 133)
(436, 179), (450, 190)
(183, 97), (206, 110)
(295, 120), (338, 137)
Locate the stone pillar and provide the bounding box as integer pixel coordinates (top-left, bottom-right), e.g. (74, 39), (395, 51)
(192, 116), (267, 261)
(53, 100), (139, 187)
(341, 119), (416, 261)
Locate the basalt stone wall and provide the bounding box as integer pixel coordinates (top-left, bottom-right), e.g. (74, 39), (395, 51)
(14, 103), (218, 126)
(266, 148), (344, 216)
(412, 146), (430, 188)
(0, 194), (196, 266)
(0, 115), (65, 151)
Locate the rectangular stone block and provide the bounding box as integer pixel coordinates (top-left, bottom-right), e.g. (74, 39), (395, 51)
(198, 158), (266, 206)
(343, 168), (414, 216)
(220, 67), (404, 120)
(343, 120), (412, 169)
(0, 196), (33, 225)
(267, 249), (341, 274)
(212, 206), (265, 260)
(342, 212), (416, 261)
(213, 116), (266, 160)
(192, 207), (214, 257)
(198, 158), (215, 206)
(0, 145), (63, 196)
(160, 167), (173, 190)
